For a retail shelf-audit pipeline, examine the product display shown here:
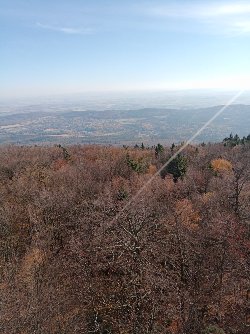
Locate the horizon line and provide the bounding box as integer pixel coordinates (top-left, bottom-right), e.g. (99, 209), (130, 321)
(0, 88), (248, 101)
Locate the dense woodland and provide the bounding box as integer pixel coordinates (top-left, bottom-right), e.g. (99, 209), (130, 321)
(0, 137), (250, 334)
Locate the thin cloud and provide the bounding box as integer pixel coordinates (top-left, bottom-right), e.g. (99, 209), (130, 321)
(230, 20), (250, 33)
(212, 3), (250, 16)
(37, 22), (92, 35)
(145, 2), (250, 35)
(148, 2), (250, 19)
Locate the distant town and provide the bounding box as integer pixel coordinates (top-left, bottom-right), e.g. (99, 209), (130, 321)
(0, 100), (250, 145)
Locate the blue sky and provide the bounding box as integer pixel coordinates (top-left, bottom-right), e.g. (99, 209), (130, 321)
(1, 0), (250, 98)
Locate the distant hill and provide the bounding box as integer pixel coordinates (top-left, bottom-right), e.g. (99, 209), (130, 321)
(0, 104), (249, 145)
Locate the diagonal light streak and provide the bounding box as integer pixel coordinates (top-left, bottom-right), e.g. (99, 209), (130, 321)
(107, 89), (245, 229)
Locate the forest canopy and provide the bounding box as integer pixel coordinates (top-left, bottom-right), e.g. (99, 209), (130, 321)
(0, 137), (249, 333)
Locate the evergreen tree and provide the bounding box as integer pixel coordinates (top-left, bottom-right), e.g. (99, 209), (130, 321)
(155, 143), (164, 158)
(160, 154), (187, 182)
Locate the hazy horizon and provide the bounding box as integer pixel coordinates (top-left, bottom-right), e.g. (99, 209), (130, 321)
(1, 89), (250, 112)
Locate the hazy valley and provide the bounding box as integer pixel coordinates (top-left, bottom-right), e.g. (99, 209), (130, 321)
(0, 104), (250, 145)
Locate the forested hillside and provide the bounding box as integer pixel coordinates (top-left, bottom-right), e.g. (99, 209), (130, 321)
(0, 139), (249, 333)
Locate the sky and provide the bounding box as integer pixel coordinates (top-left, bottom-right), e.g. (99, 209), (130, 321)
(1, 0), (250, 98)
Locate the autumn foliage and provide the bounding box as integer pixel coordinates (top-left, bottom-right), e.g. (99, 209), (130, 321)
(211, 158), (233, 172)
(0, 142), (249, 333)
